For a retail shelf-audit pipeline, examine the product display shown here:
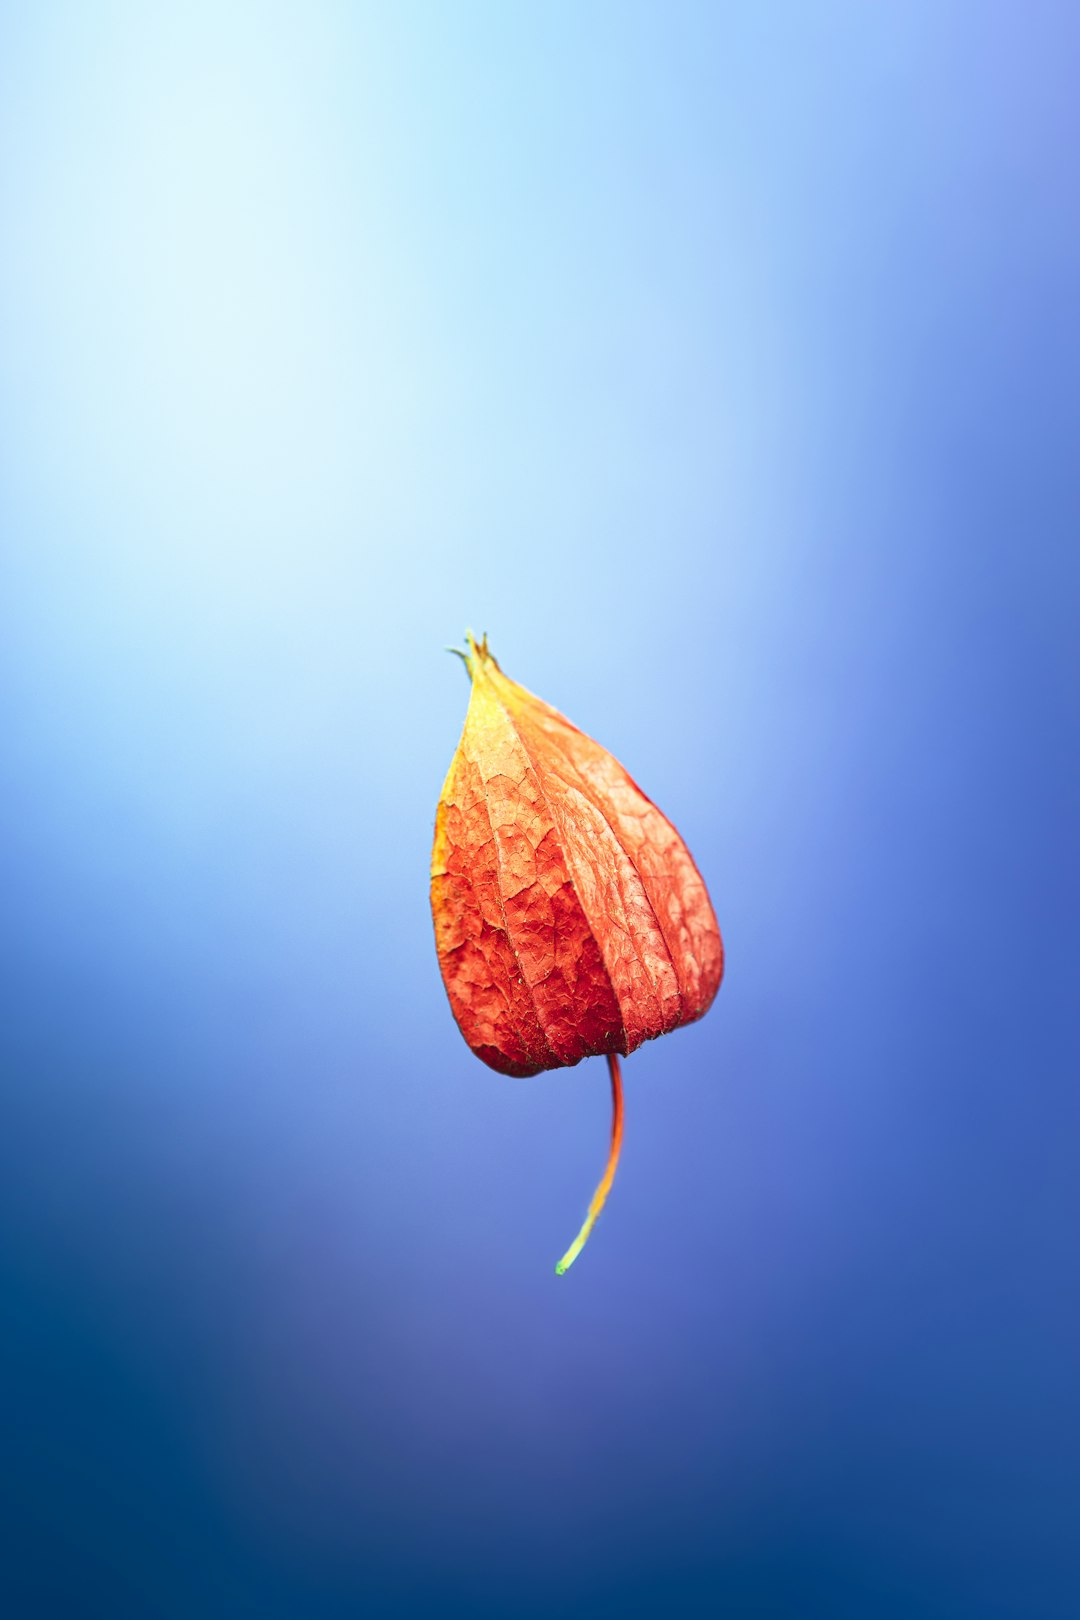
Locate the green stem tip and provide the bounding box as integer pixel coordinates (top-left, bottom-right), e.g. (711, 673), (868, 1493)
(554, 1052), (625, 1276)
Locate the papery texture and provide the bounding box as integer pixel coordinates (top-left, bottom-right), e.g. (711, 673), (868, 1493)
(431, 636), (723, 1076)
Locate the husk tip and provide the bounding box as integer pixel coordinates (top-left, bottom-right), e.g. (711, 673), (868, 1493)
(455, 629), (498, 677)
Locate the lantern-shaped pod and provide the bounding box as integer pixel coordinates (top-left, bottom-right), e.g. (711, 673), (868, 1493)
(431, 634), (723, 1270)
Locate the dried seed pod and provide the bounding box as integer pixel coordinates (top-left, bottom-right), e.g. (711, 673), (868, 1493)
(431, 633), (723, 1271)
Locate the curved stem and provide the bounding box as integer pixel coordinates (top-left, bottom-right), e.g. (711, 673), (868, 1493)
(555, 1052), (624, 1275)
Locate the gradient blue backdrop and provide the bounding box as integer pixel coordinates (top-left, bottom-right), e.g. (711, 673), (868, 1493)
(2, 4), (1077, 1617)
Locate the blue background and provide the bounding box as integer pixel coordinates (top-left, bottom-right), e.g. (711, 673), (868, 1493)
(2, 4), (1077, 1616)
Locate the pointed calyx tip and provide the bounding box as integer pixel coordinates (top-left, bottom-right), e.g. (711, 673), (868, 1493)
(449, 630), (499, 680)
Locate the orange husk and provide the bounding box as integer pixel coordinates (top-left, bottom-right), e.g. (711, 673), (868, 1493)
(431, 634), (723, 1078)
